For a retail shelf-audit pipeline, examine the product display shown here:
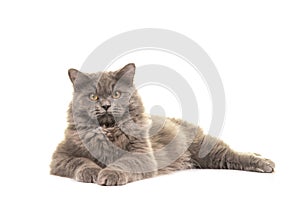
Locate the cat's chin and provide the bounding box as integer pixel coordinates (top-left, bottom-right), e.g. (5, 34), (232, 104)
(97, 114), (116, 128)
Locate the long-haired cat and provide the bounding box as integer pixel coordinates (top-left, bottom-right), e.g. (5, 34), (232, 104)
(50, 63), (275, 186)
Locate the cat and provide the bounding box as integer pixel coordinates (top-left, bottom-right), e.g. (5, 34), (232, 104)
(50, 63), (275, 186)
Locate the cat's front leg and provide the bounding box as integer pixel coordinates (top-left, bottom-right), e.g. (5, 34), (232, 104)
(74, 159), (102, 183)
(96, 155), (157, 186)
(51, 155), (103, 183)
(51, 128), (109, 183)
(97, 168), (129, 186)
(96, 141), (157, 185)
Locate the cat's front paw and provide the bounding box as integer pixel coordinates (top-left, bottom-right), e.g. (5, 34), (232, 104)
(97, 168), (128, 186)
(102, 127), (121, 141)
(75, 167), (101, 183)
(252, 154), (275, 173)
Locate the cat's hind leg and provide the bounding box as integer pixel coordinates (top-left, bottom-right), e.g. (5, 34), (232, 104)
(190, 135), (275, 173)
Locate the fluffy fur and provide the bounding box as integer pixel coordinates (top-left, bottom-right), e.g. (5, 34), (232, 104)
(50, 63), (275, 186)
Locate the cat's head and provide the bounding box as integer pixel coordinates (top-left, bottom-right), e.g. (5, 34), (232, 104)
(68, 63), (144, 128)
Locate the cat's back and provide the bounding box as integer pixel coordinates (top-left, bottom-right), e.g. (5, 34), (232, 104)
(149, 115), (203, 150)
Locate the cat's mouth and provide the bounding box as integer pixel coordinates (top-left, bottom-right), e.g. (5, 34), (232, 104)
(97, 113), (116, 127)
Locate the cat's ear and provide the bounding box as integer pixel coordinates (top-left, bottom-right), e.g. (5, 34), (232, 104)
(68, 68), (90, 89)
(115, 63), (136, 85)
(68, 68), (80, 84)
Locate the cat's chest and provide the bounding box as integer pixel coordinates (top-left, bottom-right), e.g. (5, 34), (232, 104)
(82, 131), (129, 165)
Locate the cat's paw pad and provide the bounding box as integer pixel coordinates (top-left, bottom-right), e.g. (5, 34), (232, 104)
(253, 155), (275, 173)
(97, 168), (128, 186)
(75, 167), (101, 183)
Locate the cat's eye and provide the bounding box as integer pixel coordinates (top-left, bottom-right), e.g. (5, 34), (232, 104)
(89, 93), (99, 101)
(112, 91), (121, 99)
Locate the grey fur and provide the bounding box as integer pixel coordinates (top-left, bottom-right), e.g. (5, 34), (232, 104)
(50, 63), (275, 186)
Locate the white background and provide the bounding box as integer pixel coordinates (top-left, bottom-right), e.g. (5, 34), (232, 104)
(0, 0), (299, 199)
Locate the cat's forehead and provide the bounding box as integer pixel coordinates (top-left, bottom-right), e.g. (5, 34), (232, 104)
(79, 70), (132, 95)
(89, 72), (117, 92)
(89, 71), (115, 82)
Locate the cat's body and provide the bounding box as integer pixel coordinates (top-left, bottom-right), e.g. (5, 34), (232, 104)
(50, 63), (275, 185)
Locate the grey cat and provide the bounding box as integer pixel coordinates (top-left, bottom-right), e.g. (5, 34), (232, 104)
(50, 63), (275, 186)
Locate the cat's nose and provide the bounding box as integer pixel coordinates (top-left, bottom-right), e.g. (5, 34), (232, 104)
(101, 105), (111, 111)
(101, 100), (111, 111)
